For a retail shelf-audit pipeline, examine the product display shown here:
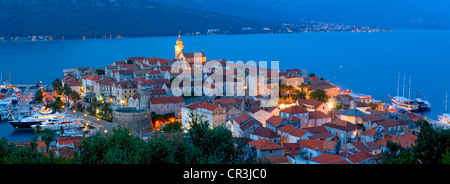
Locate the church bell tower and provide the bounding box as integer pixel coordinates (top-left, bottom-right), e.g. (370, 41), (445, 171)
(175, 31), (184, 60)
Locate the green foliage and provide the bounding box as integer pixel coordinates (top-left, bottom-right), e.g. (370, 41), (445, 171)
(161, 121), (183, 133)
(413, 120), (450, 164)
(34, 89), (43, 103)
(0, 136), (74, 164)
(309, 89), (329, 103)
(380, 141), (418, 164)
(187, 113), (246, 164)
(52, 78), (62, 91)
(41, 129), (56, 153)
(2, 114), (254, 164)
(380, 120), (450, 164)
(96, 69), (105, 75)
(48, 96), (64, 110)
(442, 148), (450, 164)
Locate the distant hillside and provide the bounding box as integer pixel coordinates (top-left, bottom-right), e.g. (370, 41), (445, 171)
(0, 0), (266, 39)
(155, 0), (450, 30)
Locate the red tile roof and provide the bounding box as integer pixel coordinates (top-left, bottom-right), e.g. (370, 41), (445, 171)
(310, 154), (347, 164)
(297, 99), (324, 109)
(262, 156), (289, 164)
(375, 120), (401, 127)
(362, 128), (378, 135)
(388, 133), (416, 148)
(83, 74), (102, 81)
(266, 115), (286, 127)
(347, 152), (370, 164)
(56, 136), (83, 149)
(289, 116), (301, 121)
(308, 133), (335, 140)
(278, 125), (298, 134)
(251, 127), (280, 139)
(302, 126), (329, 134)
(310, 76), (320, 81)
(299, 139), (335, 152)
(350, 142), (372, 153)
(147, 57), (170, 64)
(309, 111), (330, 119)
(249, 139), (283, 151)
(324, 119), (362, 131)
(150, 96), (185, 104)
(290, 128), (308, 138)
(151, 89), (167, 95)
(197, 103), (221, 111)
(233, 113), (253, 126)
(240, 120), (260, 131)
(280, 105), (308, 114)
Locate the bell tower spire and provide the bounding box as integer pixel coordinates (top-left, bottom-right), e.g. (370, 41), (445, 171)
(175, 30), (184, 60)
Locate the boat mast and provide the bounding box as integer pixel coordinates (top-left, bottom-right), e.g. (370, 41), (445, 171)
(403, 73), (406, 98)
(397, 72), (400, 97)
(408, 75), (411, 99)
(446, 90), (448, 112)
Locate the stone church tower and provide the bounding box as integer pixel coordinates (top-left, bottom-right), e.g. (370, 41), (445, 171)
(175, 33), (184, 60)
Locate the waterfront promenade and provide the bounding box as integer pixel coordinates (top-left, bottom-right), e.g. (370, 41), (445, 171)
(71, 110), (115, 135)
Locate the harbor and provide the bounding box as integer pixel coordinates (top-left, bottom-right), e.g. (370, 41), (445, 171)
(0, 84), (114, 142)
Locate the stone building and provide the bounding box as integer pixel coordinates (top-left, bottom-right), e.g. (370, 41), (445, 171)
(113, 108), (153, 136)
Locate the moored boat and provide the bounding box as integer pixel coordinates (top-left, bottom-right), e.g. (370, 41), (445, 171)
(9, 109), (67, 129)
(31, 117), (85, 131)
(389, 95), (420, 111)
(438, 91), (449, 124)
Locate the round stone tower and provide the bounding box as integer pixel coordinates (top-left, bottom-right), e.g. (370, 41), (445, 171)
(113, 108), (153, 136)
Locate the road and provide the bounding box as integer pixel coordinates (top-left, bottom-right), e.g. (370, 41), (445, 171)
(71, 111), (116, 135)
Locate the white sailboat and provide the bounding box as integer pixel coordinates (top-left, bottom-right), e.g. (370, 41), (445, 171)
(438, 91), (450, 124)
(389, 72), (419, 111)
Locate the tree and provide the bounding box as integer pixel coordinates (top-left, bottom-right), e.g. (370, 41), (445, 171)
(309, 89), (329, 103)
(52, 78), (62, 91)
(59, 126), (65, 136)
(291, 89), (306, 101)
(40, 128), (56, 153)
(34, 125), (42, 135)
(379, 141), (418, 164)
(308, 73), (316, 77)
(442, 148), (450, 164)
(187, 112), (246, 164)
(379, 120), (450, 164)
(96, 69), (105, 75)
(413, 120), (450, 164)
(48, 96), (64, 110)
(161, 121), (182, 133)
(34, 89), (44, 103)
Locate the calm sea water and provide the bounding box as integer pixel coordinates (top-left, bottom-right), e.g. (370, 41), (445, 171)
(1, 30), (450, 141)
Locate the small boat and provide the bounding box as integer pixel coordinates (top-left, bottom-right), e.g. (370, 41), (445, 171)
(438, 91), (450, 124)
(0, 98), (13, 120)
(415, 98), (431, 110)
(56, 129), (84, 137)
